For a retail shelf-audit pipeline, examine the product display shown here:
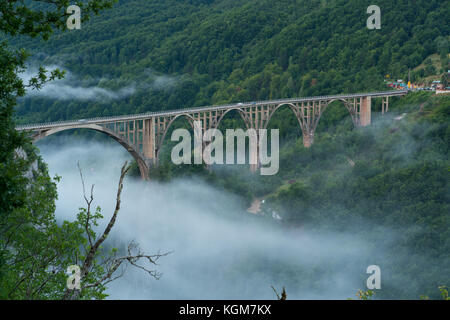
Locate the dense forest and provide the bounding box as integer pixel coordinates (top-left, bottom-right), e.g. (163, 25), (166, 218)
(8, 0), (449, 123)
(144, 91), (449, 299)
(1, 0), (449, 299)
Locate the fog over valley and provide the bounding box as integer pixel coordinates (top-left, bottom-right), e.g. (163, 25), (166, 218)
(2, 0), (448, 304)
(37, 137), (397, 299)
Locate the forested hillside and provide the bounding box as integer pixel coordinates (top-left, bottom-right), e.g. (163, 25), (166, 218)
(238, 92), (450, 299)
(144, 91), (449, 300)
(4, 0), (449, 300)
(9, 0), (449, 123)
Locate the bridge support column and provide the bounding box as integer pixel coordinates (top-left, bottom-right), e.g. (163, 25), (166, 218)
(142, 118), (156, 164)
(359, 96), (371, 127)
(136, 159), (150, 180)
(32, 130), (48, 142)
(242, 106), (267, 174)
(249, 135), (259, 173)
(202, 141), (213, 172)
(291, 101), (319, 148)
(382, 96), (389, 115)
(302, 132), (314, 148)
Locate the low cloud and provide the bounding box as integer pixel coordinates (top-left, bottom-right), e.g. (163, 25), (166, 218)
(36, 138), (400, 299)
(144, 68), (185, 91)
(20, 65), (136, 101)
(17, 61), (186, 102)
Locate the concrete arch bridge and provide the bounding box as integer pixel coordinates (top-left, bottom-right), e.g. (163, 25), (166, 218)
(16, 90), (407, 179)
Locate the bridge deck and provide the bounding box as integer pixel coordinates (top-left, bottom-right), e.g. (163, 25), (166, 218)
(16, 90), (407, 131)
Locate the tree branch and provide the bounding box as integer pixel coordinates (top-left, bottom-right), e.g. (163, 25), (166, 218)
(81, 161), (130, 278)
(78, 161), (94, 247)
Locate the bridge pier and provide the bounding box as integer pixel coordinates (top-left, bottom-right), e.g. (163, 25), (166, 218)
(242, 106), (266, 174)
(249, 137), (259, 173)
(359, 96), (372, 127)
(302, 132), (314, 148)
(142, 118), (156, 160)
(137, 159), (150, 180)
(382, 96), (389, 115)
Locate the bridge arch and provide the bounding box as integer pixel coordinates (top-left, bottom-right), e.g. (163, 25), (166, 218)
(320, 98), (358, 128)
(156, 114), (196, 161)
(264, 102), (303, 130)
(32, 124), (150, 179)
(215, 107), (247, 129)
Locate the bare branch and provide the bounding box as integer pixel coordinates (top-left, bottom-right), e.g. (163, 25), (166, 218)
(271, 286), (280, 300)
(83, 262), (127, 289)
(63, 161), (170, 299)
(77, 161), (94, 247)
(81, 161), (129, 278)
(123, 242), (171, 280)
(271, 286), (287, 300)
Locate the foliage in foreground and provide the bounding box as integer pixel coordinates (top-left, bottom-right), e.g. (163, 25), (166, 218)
(1, 0), (168, 300)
